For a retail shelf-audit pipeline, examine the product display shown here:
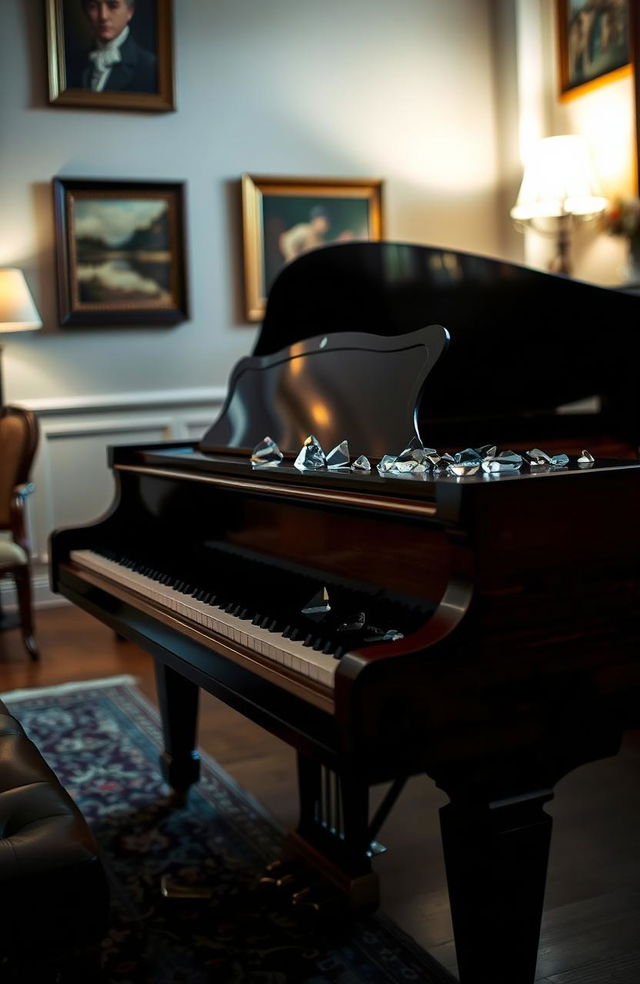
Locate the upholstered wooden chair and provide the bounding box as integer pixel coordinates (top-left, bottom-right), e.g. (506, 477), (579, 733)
(0, 406), (39, 660)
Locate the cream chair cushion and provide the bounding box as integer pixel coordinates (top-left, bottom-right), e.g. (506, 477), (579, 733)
(0, 540), (27, 567)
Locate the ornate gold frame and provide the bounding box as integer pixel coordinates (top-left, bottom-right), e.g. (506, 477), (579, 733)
(241, 174), (384, 323)
(45, 0), (175, 112)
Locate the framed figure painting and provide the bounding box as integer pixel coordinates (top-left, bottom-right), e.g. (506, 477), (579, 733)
(46, 0), (175, 111)
(557, 0), (630, 99)
(241, 175), (384, 322)
(53, 177), (188, 326)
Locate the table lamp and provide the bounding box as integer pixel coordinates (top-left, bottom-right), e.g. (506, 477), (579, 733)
(0, 269), (42, 411)
(510, 135), (608, 275)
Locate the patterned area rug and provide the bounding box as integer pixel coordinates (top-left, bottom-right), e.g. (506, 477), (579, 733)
(1, 676), (456, 984)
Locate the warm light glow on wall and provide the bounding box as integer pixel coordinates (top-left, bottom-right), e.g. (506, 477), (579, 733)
(567, 79), (636, 197)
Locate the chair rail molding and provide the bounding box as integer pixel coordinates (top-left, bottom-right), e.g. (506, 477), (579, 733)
(1, 386), (226, 612)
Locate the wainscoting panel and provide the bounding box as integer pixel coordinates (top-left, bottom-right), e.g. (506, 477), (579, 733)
(1, 388), (225, 612)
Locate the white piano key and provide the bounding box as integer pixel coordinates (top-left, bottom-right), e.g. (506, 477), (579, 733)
(70, 549), (338, 689)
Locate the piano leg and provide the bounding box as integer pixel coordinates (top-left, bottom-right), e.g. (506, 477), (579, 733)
(155, 661), (201, 795)
(439, 791), (553, 984)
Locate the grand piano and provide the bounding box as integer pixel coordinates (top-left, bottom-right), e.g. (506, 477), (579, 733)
(50, 242), (640, 984)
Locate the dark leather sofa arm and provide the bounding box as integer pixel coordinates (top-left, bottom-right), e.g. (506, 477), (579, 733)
(0, 699), (110, 957)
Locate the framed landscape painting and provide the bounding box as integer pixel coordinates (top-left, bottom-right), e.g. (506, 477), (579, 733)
(241, 175), (384, 322)
(46, 0), (175, 111)
(53, 178), (188, 326)
(557, 0), (630, 99)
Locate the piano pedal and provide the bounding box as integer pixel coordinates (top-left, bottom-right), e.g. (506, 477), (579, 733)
(257, 858), (306, 893)
(160, 872), (213, 901)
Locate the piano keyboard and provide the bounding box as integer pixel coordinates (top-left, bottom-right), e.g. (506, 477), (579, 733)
(70, 549), (340, 690)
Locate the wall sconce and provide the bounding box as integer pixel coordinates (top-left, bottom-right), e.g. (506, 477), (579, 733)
(0, 269), (42, 411)
(511, 135), (608, 275)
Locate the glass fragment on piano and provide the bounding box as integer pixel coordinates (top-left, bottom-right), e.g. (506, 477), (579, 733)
(294, 435), (326, 471)
(250, 436), (283, 468)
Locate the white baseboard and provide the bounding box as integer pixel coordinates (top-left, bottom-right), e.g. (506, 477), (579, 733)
(1, 571), (70, 612)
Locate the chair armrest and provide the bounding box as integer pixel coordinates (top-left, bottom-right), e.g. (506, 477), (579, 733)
(9, 484), (35, 553)
(13, 483), (35, 502)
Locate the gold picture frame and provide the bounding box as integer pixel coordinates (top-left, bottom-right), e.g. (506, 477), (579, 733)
(46, 0), (175, 112)
(241, 174), (384, 322)
(556, 0), (631, 101)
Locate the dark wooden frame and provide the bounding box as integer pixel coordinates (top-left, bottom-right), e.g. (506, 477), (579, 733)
(241, 174), (384, 322)
(53, 177), (189, 327)
(45, 0), (175, 112)
(556, 0), (631, 100)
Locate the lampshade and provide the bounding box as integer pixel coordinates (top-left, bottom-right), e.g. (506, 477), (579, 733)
(511, 135), (608, 222)
(0, 269), (42, 333)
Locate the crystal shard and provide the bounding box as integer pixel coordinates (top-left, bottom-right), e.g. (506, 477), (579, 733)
(326, 440), (350, 469)
(577, 449), (595, 467)
(301, 587), (331, 620)
(377, 454), (398, 474)
(454, 448), (482, 464)
(397, 437), (434, 467)
(475, 444), (497, 458)
(526, 448), (552, 466)
(481, 451), (523, 474)
(251, 435), (283, 467)
(448, 461), (481, 477)
(387, 459), (428, 477)
(351, 455), (371, 472)
(294, 434), (326, 471)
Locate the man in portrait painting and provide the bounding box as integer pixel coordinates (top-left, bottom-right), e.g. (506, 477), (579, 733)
(66, 0), (157, 93)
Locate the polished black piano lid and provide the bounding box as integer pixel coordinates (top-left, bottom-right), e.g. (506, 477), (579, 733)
(199, 324), (449, 459)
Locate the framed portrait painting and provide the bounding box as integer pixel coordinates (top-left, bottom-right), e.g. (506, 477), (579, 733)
(556, 0), (630, 99)
(241, 175), (384, 322)
(46, 0), (175, 111)
(53, 178), (188, 326)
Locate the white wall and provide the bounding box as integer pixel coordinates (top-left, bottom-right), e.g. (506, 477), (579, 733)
(1, 0), (506, 608)
(2, 0), (503, 407)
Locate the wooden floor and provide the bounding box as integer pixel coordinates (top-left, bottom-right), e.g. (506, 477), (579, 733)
(1, 605), (639, 983)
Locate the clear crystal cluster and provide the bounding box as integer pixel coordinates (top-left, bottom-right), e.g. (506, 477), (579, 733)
(251, 435), (595, 477)
(251, 435), (371, 473)
(375, 439), (595, 479)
